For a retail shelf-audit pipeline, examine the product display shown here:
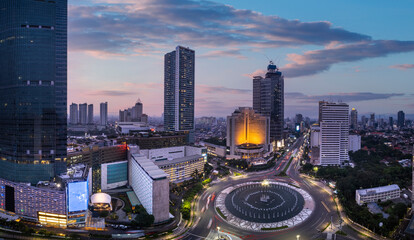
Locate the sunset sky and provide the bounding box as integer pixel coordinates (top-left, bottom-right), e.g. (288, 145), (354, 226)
(68, 0), (414, 118)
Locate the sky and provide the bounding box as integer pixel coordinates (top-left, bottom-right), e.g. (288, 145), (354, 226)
(68, 0), (414, 119)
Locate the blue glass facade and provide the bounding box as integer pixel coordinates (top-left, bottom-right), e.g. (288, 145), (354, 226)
(107, 162), (127, 184)
(0, 0), (67, 184)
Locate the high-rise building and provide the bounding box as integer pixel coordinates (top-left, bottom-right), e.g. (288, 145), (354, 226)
(350, 108), (358, 130)
(389, 117), (393, 126)
(164, 46), (195, 132)
(78, 103), (87, 125)
(226, 107), (270, 158)
(369, 113), (375, 127)
(100, 102), (108, 126)
(87, 104), (93, 124)
(319, 102), (349, 166)
(119, 99), (147, 123)
(252, 61), (284, 145)
(398, 110), (405, 128)
(70, 103), (78, 125)
(0, 0), (67, 183)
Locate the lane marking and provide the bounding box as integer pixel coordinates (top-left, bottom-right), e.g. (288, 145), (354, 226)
(321, 201), (331, 213)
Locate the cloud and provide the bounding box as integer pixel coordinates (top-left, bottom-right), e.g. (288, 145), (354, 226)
(199, 49), (246, 59)
(286, 92), (405, 103)
(197, 84), (251, 95)
(87, 90), (136, 96)
(389, 64), (414, 70)
(69, 0), (371, 55)
(282, 40), (414, 78)
(243, 69), (267, 78)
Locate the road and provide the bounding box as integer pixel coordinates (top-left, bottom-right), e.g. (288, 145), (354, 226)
(178, 136), (343, 240)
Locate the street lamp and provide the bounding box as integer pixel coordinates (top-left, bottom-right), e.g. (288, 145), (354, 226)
(296, 235), (300, 240)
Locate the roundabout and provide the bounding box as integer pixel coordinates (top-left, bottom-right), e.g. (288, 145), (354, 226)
(215, 180), (315, 232)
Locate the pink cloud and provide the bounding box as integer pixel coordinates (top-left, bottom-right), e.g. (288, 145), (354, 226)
(389, 64), (414, 70)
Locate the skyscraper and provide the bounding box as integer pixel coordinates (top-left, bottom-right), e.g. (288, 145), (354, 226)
(70, 103), (78, 125)
(398, 110), (405, 128)
(164, 46), (195, 133)
(78, 103), (87, 125)
(252, 61), (284, 146)
(319, 102), (349, 166)
(100, 102), (108, 126)
(0, 0), (67, 183)
(350, 108), (358, 130)
(88, 104), (94, 124)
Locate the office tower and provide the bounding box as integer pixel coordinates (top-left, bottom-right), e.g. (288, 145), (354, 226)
(78, 103), (87, 125)
(87, 104), (93, 124)
(70, 103), (78, 125)
(132, 100), (143, 121)
(226, 107), (270, 158)
(350, 108), (358, 130)
(389, 117), (394, 129)
(252, 61), (284, 145)
(164, 46), (195, 132)
(295, 114), (303, 124)
(318, 101), (328, 124)
(369, 113), (375, 127)
(0, 0), (67, 183)
(100, 102), (108, 126)
(119, 99), (148, 123)
(319, 102), (349, 166)
(398, 110), (405, 128)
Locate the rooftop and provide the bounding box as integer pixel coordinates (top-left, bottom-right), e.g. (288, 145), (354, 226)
(132, 154), (167, 180)
(356, 184), (400, 196)
(153, 154), (202, 167)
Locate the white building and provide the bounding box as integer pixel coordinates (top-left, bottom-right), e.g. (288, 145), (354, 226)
(310, 124), (320, 147)
(138, 146), (207, 183)
(129, 154), (170, 223)
(356, 184), (401, 205)
(348, 135), (361, 152)
(117, 122), (151, 134)
(319, 102), (349, 166)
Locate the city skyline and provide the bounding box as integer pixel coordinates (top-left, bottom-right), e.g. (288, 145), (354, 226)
(68, 0), (414, 118)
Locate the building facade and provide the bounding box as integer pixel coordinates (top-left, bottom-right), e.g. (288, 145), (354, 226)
(350, 108), (358, 130)
(348, 135), (361, 152)
(398, 110), (405, 128)
(138, 146), (207, 183)
(129, 154), (169, 223)
(319, 102), (349, 166)
(0, 0), (67, 183)
(100, 102), (108, 126)
(356, 184), (401, 205)
(70, 103), (78, 125)
(226, 107), (270, 159)
(252, 61), (284, 146)
(164, 46), (195, 133)
(79, 103), (87, 125)
(88, 104), (93, 124)
(0, 178), (66, 219)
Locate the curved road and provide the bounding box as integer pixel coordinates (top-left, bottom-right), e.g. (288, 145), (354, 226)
(179, 137), (342, 240)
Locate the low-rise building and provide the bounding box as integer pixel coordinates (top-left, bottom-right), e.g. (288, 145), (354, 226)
(138, 146), (207, 183)
(348, 134), (361, 152)
(200, 141), (227, 158)
(356, 184), (401, 205)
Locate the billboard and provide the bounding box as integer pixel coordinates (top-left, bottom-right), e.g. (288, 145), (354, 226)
(67, 181), (88, 213)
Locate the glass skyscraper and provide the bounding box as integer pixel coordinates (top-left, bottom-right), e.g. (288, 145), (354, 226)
(164, 46), (195, 132)
(0, 0), (67, 184)
(253, 61), (284, 144)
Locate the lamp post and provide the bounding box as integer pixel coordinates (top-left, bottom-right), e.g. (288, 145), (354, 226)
(217, 227), (220, 240)
(296, 235), (300, 240)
